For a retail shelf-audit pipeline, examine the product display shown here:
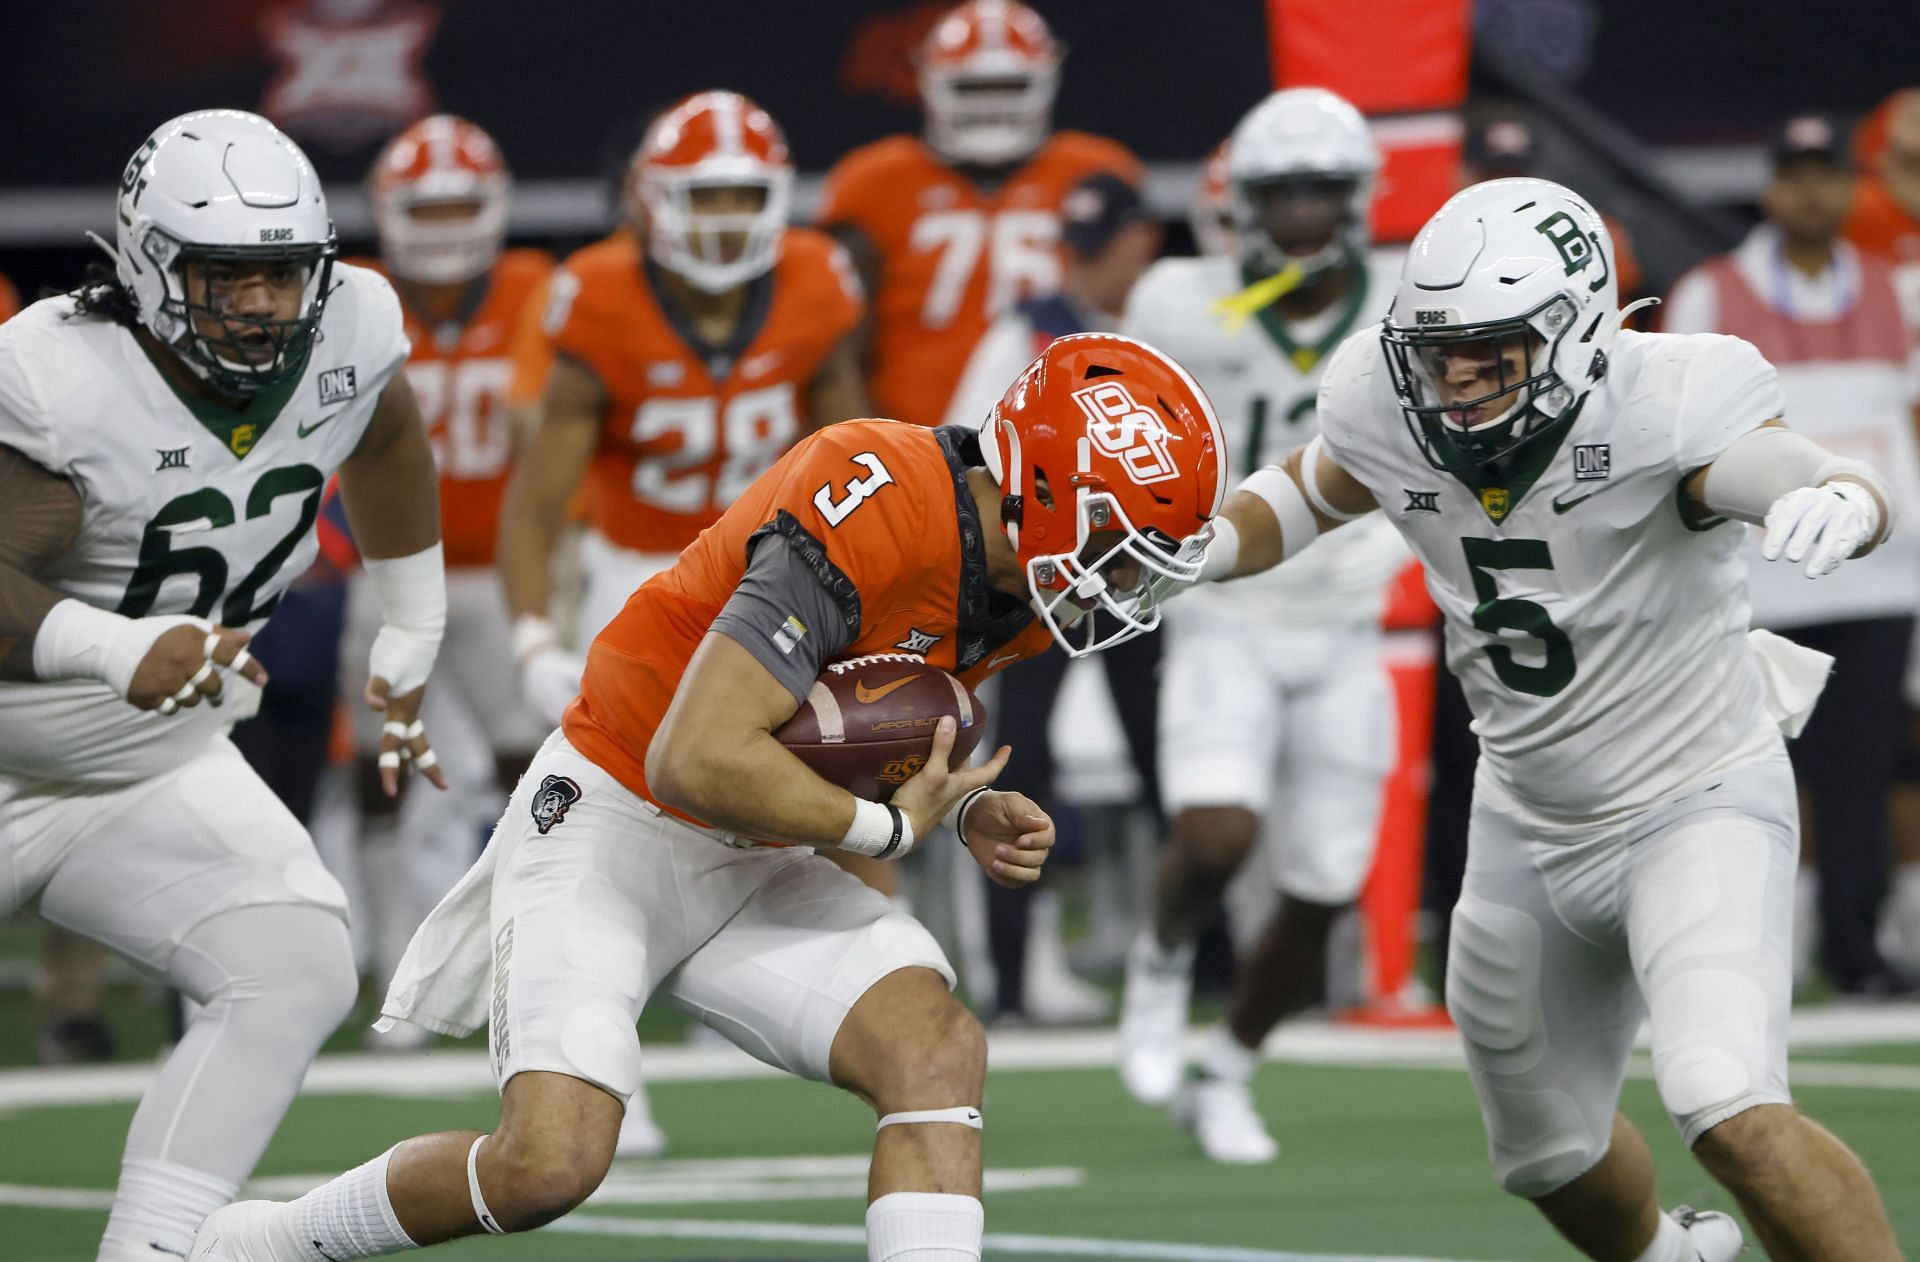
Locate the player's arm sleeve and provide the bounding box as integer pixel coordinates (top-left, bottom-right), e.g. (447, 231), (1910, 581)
(708, 528), (857, 703)
(1659, 267), (1719, 335)
(1673, 334), (1788, 471)
(941, 315), (1034, 431)
(342, 266), (412, 397)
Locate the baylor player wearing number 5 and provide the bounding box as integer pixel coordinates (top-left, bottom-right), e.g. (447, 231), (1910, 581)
(0, 110), (447, 1261)
(189, 333), (1223, 1262)
(1192, 178), (1903, 1261)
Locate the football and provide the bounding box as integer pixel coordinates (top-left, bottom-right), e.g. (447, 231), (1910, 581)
(775, 653), (987, 802)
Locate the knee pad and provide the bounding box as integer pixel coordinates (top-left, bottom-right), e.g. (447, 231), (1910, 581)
(1648, 969), (1786, 1145)
(175, 904), (357, 1036)
(1445, 897), (1547, 1077)
(1493, 1116), (1610, 1200)
(557, 1000), (645, 1101)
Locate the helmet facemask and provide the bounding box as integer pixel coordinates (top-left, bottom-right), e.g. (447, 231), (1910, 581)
(643, 170), (790, 294)
(377, 194), (507, 285)
(1381, 293), (1588, 475)
(1235, 172), (1368, 283)
(140, 229), (337, 398)
(921, 65), (1059, 167)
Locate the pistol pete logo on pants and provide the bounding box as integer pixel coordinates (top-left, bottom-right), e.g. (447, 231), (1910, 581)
(531, 775), (582, 835)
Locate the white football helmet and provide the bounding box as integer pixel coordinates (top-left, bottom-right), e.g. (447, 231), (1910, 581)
(110, 109), (336, 396)
(1380, 178), (1620, 473)
(918, 0), (1062, 168)
(1227, 88), (1380, 279)
(634, 91), (793, 294)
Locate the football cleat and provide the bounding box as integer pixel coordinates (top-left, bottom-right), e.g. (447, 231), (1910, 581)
(1172, 1074), (1280, 1165)
(1117, 934), (1194, 1105)
(186, 1200), (300, 1262)
(1673, 1205), (1744, 1262)
(615, 1086), (669, 1159)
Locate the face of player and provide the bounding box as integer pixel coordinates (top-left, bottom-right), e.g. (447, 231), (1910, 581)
(1762, 159), (1855, 247)
(406, 198), (484, 225)
(178, 257), (309, 365)
(684, 183), (769, 266)
(1426, 334), (1536, 429)
(1246, 176), (1353, 263)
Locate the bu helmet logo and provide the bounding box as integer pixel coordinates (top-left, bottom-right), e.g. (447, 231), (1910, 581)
(1072, 381), (1180, 486)
(1535, 210), (1611, 295)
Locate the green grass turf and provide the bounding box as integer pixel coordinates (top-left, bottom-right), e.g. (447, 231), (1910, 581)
(4, 1056), (1916, 1261)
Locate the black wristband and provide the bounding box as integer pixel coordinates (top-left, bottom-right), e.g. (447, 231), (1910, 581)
(877, 803), (905, 859)
(951, 787), (992, 845)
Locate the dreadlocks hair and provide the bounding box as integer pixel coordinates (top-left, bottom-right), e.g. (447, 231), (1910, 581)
(62, 260), (141, 329)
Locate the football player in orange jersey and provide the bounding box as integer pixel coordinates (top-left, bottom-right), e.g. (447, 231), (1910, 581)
(818, 0), (1143, 429)
(336, 115), (556, 1050)
(0, 272), (19, 322)
(191, 334), (1225, 1262)
(501, 90), (868, 727)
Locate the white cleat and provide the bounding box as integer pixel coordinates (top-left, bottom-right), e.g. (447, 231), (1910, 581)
(1674, 1205), (1744, 1261)
(1172, 1076), (1280, 1165)
(186, 1200), (298, 1262)
(1117, 935), (1193, 1105)
(614, 1087), (669, 1158)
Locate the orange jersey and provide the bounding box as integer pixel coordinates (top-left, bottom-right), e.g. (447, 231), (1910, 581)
(542, 228), (864, 554)
(566, 419), (1053, 814)
(819, 131), (1142, 428)
(1845, 176), (1920, 264)
(0, 273), (18, 323)
(355, 248), (554, 567)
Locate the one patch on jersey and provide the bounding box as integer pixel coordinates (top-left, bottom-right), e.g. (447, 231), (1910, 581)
(771, 615), (808, 655)
(317, 366), (358, 407)
(1573, 443), (1611, 481)
(895, 627), (942, 655)
(530, 775), (582, 835)
(1403, 489), (1441, 513)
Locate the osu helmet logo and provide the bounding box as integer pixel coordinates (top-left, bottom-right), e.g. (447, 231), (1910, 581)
(1072, 381), (1180, 486)
(530, 775), (582, 835)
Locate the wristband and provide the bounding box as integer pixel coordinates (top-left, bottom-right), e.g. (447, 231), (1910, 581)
(511, 613), (560, 664)
(365, 543), (447, 696)
(839, 798), (915, 860)
(1198, 518), (1240, 582)
(32, 600), (199, 699)
(943, 787), (992, 843)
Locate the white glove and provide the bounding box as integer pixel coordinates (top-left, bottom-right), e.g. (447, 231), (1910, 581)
(1140, 519), (1238, 615)
(1762, 481), (1881, 579)
(519, 645), (585, 725)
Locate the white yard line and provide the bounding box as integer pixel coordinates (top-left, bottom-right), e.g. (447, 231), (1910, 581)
(541, 1212), (1512, 1262)
(4, 1006), (1918, 1114)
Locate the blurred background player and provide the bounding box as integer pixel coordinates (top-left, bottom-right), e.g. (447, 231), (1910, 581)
(941, 172), (1164, 1025)
(1845, 89), (1920, 274)
(1666, 114), (1920, 997)
(336, 115), (555, 1046)
(1188, 139), (1237, 259)
(819, 0), (1142, 430)
(0, 109), (447, 1261)
(496, 89), (866, 1155)
(1115, 87), (1408, 1164)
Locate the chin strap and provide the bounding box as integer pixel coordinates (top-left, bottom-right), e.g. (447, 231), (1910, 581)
(1210, 260), (1306, 332)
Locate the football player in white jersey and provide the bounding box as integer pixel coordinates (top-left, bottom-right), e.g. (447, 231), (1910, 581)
(1115, 87), (1408, 1165)
(1188, 178), (1902, 1260)
(0, 110), (448, 1261)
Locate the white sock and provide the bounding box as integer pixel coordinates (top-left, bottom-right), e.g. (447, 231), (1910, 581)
(1197, 1024), (1260, 1085)
(866, 1191), (983, 1262)
(292, 1148), (418, 1259)
(1631, 1210), (1689, 1262)
(97, 1156), (237, 1261)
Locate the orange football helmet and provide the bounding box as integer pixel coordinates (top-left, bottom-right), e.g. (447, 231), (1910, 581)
(633, 90), (793, 293)
(918, 0), (1062, 166)
(369, 114), (510, 284)
(981, 333), (1226, 655)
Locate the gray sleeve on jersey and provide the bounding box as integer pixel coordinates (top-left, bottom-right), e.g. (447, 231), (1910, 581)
(709, 532), (856, 704)
(1673, 334), (1787, 472)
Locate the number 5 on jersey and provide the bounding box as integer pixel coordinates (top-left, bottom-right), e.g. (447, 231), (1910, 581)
(815, 452), (894, 527)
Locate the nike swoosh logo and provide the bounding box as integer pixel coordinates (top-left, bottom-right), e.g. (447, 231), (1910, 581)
(312, 1241), (342, 1262)
(1551, 488), (1602, 514)
(986, 653), (1021, 670)
(854, 676), (917, 704)
(297, 410), (344, 438)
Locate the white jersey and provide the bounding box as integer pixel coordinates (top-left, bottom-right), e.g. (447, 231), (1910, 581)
(0, 264), (408, 784)
(1123, 251), (1409, 627)
(1318, 326), (1788, 825)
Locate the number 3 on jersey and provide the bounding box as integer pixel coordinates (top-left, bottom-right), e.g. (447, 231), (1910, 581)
(1461, 536), (1576, 698)
(814, 452), (894, 527)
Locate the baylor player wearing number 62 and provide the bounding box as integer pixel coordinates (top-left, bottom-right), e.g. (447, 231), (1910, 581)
(0, 110), (448, 1261)
(1191, 178), (1903, 1261)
